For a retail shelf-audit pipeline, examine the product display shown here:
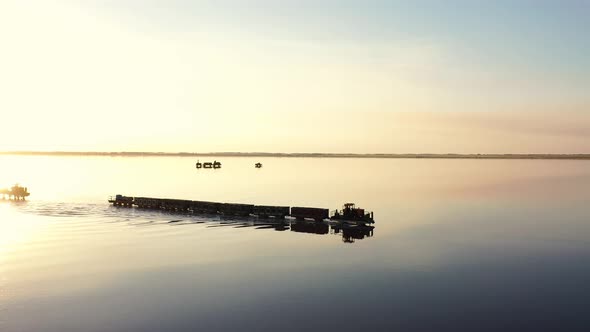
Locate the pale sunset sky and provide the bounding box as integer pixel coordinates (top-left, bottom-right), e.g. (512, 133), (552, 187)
(1, 0), (588, 153)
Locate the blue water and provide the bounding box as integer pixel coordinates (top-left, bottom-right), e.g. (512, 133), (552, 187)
(1, 157), (589, 331)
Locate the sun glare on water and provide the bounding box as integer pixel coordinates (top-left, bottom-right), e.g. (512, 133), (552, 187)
(0, 204), (45, 256)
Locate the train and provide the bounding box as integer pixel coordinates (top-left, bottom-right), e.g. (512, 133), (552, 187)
(108, 195), (374, 224)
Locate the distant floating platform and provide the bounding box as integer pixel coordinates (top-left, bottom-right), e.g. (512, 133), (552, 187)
(1, 184), (30, 201)
(195, 160), (221, 169)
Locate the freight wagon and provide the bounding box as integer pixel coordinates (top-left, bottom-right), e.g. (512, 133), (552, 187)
(219, 203), (255, 216)
(134, 197), (163, 209)
(290, 207), (329, 222)
(190, 200), (220, 214)
(252, 205), (290, 218)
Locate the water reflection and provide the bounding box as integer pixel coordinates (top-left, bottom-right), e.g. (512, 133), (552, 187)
(1, 157), (590, 332)
(205, 216), (375, 243)
(290, 220), (375, 243)
(290, 220), (329, 234)
(332, 223), (375, 243)
(120, 202), (376, 243)
(4, 201), (375, 244)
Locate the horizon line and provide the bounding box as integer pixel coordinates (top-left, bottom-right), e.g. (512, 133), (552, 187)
(1, 151), (590, 160)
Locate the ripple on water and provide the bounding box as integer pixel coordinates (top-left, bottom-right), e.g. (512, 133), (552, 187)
(2, 201), (375, 246)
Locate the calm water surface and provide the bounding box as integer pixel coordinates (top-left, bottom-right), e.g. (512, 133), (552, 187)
(1, 156), (589, 331)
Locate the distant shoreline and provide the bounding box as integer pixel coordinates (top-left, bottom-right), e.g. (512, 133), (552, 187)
(1, 151), (589, 160)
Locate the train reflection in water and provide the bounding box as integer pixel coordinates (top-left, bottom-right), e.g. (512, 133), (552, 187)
(290, 221), (374, 243)
(207, 218), (374, 243)
(108, 195), (375, 243)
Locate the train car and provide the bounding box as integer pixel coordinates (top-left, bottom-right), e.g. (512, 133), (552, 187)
(252, 205), (290, 218)
(160, 199), (191, 211)
(179, 199), (193, 212)
(190, 200), (220, 214)
(134, 197), (163, 209)
(219, 203), (254, 216)
(290, 207), (329, 222)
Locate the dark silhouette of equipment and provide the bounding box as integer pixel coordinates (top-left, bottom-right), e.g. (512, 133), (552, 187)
(331, 203), (374, 224)
(195, 160), (222, 169)
(1, 184), (30, 200)
(108, 196), (375, 228)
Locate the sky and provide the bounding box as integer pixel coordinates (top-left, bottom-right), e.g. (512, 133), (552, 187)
(0, 0), (588, 153)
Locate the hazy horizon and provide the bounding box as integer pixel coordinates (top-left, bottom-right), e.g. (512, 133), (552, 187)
(1, 150), (590, 159)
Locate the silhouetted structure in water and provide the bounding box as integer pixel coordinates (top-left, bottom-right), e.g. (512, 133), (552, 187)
(109, 195), (372, 223)
(108, 195), (376, 243)
(331, 203), (374, 224)
(195, 160), (222, 169)
(1, 184), (30, 200)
